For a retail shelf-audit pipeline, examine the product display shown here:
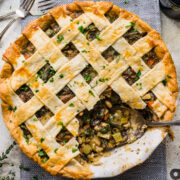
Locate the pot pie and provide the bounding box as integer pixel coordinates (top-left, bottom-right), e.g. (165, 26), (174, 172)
(0, 1), (178, 179)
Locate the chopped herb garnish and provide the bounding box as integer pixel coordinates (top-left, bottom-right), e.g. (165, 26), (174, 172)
(81, 50), (90, 53)
(70, 19), (73, 22)
(20, 86), (29, 92)
(78, 26), (85, 34)
(63, 139), (68, 144)
(22, 60), (25, 63)
(162, 78), (167, 86)
(134, 28), (138, 32)
(167, 75), (172, 79)
(57, 121), (65, 129)
(135, 70), (141, 81)
(89, 90), (95, 97)
(125, 22), (135, 28)
(69, 103), (75, 107)
(87, 42), (90, 45)
(57, 35), (64, 43)
(40, 138), (45, 143)
(54, 148), (58, 153)
(50, 78), (54, 82)
(35, 74), (40, 81)
(116, 55), (120, 63)
(50, 68), (56, 75)
(35, 89), (39, 93)
(38, 150), (46, 157)
(99, 78), (109, 82)
(162, 75), (172, 85)
(59, 74), (64, 79)
(45, 59), (49, 63)
(136, 82), (143, 90)
(76, 21), (80, 24)
(84, 74), (92, 82)
(8, 105), (13, 111)
(150, 97), (154, 101)
(25, 138), (30, 145)
(33, 118), (38, 121)
(95, 34), (102, 41)
(13, 106), (17, 112)
(72, 148), (78, 153)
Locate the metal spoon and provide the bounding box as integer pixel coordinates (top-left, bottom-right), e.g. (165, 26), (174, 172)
(145, 120), (180, 126)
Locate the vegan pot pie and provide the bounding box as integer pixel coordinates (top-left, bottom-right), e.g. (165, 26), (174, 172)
(0, 1), (178, 179)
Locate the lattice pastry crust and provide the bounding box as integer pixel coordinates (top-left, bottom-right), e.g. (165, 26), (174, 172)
(0, 1), (178, 179)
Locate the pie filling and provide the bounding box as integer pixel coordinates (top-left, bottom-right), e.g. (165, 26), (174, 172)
(20, 41), (36, 60)
(75, 87), (150, 164)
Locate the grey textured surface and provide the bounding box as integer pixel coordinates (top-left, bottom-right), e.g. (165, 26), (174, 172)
(21, 0), (166, 180)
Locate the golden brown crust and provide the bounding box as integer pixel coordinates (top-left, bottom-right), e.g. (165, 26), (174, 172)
(0, 1), (178, 179)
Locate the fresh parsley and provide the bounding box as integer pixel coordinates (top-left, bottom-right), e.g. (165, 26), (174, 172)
(89, 90), (95, 97)
(57, 35), (64, 43)
(95, 34), (102, 41)
(78, 26), (85, 34)
(84, 74), (92, 82)
(33, 118), (38, 121)
(81, 50), (89, 53)
(72, 148), (78, 153)
(50, 78), (54, 83)
(40, 138), (45, 143)
(59, 74), (64, 79)
(125, 22), (135, 28)
(69, 103), (75, 107)
(54, 148), (58, 153)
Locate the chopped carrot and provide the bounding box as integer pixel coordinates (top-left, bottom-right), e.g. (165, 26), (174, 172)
(64, 136), (72, 140)
(24, 54), (30, 60)
(147, 59), (154, 66)
(147, 100), (155, 108)
(104, 112), (109, 120)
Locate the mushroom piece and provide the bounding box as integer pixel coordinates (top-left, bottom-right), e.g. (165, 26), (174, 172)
(126, 109), (147, 143)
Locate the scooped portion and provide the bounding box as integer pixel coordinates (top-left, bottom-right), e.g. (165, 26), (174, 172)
(76, 87), (149, 164)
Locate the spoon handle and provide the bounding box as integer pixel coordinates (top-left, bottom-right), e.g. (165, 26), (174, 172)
(146, 120), (180, 126)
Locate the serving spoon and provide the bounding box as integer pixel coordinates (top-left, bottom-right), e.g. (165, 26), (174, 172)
(144, 119), (180, 126)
